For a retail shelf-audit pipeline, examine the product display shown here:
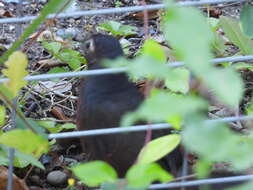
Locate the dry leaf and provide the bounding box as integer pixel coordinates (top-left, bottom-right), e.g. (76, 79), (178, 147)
(0, 166), (29, 190)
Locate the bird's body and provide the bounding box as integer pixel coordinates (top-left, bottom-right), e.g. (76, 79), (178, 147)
(77, 73), (145, 176)
(77, 34), (181, 177)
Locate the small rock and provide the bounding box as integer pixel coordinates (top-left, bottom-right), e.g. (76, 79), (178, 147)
(38, 0), (47, 4)
(75, 33), (85, 42)
(122, 0), (132, 4)
(56, 28), (77, 40)
(40, 154), (52, 165)
(30, 175), (41, 185)
(29, 186), (43, 190)
(46, 170), (68, 186)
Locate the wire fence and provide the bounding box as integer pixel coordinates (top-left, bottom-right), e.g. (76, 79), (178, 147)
(0, 0), (246, 24)
(2, 0), (253, 189)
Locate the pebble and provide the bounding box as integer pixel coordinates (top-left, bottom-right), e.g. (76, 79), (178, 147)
(46, 170), (68, 186)
(56, 28), (77, 40)
(30, 175), (41, 185)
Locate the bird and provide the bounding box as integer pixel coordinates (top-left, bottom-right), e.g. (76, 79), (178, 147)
(76, 33), (182, 177)
(76, 34), (250, 190)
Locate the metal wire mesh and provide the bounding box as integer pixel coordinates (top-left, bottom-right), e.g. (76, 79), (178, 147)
(2, 0), (253, 189)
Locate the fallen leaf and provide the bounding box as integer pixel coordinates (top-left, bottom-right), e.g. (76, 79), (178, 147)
(0, 166), (29, 190)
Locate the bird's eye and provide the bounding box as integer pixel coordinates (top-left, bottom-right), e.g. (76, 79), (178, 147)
(89, 39), (95, 52)
(85, 39), (95, 52)
(85, 41), (90, 50)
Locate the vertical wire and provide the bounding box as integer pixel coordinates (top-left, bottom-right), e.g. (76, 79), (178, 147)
(7, 0), (23, 189)
(181, 151), (189, 190)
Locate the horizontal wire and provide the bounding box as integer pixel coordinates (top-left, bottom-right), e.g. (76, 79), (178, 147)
(168, 55), (253, 67)
(149, 174), (253, 189)
(48, 123), (172, 139)
(0, 54), (253, 83)
(0, 0), (245, 24)
(48, 115), (253, 139)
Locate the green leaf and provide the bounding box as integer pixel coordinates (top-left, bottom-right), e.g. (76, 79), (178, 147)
(2, 51), (28, 97)
(211, 31), (226, 56)
(219, 16), (253, 55)
(121, 90), (207, 126)
(106, 56), (172, 80)
(163, 6), (213, 74)
(60, 123), (76, 130)
(14, 151), (45, 169)
(126, 163), (173, 188)
(0, 84), (15, 100)
(98, 21), (137, 37)
(208, 17), (220, 31)
(231, 62), (253, 71)
(165, 68), (190, 94)
(42, 41), (62, 54)
(138, 134), (181, 164)
(16, 115), (47, 137)
(141, 39), (166, 62)
(182, 115), (253, 170)
(37, 119), (58, 133)
(166, 114), (182, 130)
(0, 129), (49, 157)
(57, 49), (86, 70)
(207, 18), (226, 56)
(128, 56), (172, 79)
(204, 68), (243, 107)
(72, 161), (118, 187)
(0, 147), (8, 165)
(0, 0), (69, 64)
(240, 4), (253, 37)
(195, 159), (211, 178)
(0, 144), (44, 168)
(101, 182), (119, 190)
(100, 21), (121, 33)
(0, 105), (6, 126)
(163, 6), (243, 108)
(48, 67), (69, 74)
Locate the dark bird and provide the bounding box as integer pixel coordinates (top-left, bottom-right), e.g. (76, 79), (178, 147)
(76, 34), (182, 177)
(76, 34), (249, 190)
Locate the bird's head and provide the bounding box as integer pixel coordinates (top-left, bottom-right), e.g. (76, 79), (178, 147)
(85, 34), (124, 64)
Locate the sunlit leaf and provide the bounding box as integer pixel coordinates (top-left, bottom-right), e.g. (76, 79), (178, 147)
(138, 134), (181, 164)
(2, 51), (28, 97)
(0, 129), (49, 157)
(0, 106), (6, 126)
(142, 39), (166, 62)
(126, 163), (173, 188)
(72, 161), (118, 187)
(0, 144), (44, 168)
